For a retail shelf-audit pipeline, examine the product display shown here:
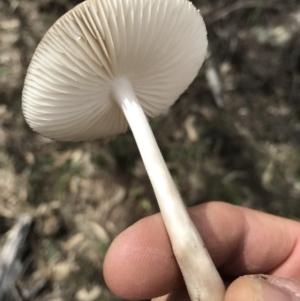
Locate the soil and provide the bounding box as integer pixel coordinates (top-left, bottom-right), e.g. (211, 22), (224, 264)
(0, 0), (299, 300)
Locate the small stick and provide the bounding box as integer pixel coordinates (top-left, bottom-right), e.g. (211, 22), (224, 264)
(205, 49), (225, 108)
(0, 214), (32, 299)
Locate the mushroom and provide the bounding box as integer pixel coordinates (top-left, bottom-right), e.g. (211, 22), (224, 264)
(22, 0), (225, 300)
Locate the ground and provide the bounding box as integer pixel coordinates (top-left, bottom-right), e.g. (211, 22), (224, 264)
(0, 0), (300, 300)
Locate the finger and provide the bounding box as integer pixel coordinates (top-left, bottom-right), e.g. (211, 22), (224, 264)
(225, 275), (300, 301)
(104, 213), (182, 298)
(103, 202), (300, 299)
(153, 275), (300, 301)
(152, 277), (263, 301)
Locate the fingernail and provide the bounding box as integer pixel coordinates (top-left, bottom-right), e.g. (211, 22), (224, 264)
(258, 275), (300, 301)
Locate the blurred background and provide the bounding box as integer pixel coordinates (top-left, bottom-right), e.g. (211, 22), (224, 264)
(0, 0), (299, 300)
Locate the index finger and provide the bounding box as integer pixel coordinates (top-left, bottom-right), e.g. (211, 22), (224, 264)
(103, 202), (300, 300)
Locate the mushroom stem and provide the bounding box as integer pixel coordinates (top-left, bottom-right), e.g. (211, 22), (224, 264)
(113, 77), (225, 301)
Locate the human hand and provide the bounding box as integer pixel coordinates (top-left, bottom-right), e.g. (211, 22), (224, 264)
(104, 202), (300, 301)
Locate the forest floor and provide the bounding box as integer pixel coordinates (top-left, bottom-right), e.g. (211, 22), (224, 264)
(0, 0), (300, 300)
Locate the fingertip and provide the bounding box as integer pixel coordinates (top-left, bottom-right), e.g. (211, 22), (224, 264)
(103, 215), (182, 299)
(225, 276), (262, 301)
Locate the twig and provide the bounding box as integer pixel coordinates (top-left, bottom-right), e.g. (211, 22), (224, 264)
(205, 48), (225, 108)
(0, 214), (32, 300)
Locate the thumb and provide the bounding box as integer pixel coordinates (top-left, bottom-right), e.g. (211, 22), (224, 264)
(225, 275), (300, 301)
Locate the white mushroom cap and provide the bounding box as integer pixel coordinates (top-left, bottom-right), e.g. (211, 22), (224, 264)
(22, 0), (207, 141)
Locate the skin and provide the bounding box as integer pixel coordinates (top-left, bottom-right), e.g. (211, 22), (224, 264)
(103, 201), (300, 300)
